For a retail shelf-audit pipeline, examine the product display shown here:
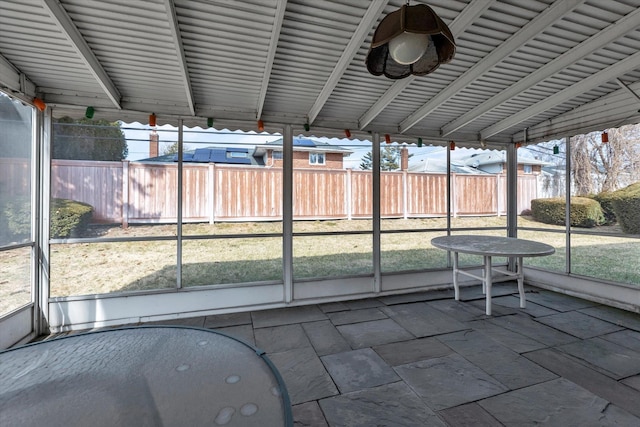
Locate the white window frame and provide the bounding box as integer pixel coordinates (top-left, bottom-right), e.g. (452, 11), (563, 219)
(309, 152), (325, 165)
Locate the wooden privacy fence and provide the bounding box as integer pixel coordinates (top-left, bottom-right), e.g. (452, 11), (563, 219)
(2, 159), (539, 225)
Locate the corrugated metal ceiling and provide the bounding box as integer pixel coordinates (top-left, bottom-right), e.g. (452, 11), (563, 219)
(1, 0), (639, 146)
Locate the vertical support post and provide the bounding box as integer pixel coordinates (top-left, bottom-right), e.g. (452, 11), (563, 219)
(208, 163), (215, 224)
(37, 107), (52, 334)
(176, 120), (183, 289)
(346, 168), (352, 220)
(506, 143), (518, 238)
(122, 160), (129, 228)
(372, 133), (381, 293)
(506, 142), (518, 272)
(446, 145), (452, 267)
(283, 125), (294, 303)
(565, 136), (571, 274)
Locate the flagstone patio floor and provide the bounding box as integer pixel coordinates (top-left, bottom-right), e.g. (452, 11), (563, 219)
(45, 283), (640, 426)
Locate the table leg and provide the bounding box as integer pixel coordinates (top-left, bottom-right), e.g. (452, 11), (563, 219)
(517, 256), (526, 308)
(484, 255), (492, 316)
(453, 251), (459, 300)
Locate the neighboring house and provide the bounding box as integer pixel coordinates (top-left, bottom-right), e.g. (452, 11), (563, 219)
(138, 146), (262, 165)
(140, 137), (352, 169)
(253, 138), (352, 169)
(409, 148), (549, 175)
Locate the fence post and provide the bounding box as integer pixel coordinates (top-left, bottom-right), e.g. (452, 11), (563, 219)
(346, 168), (352, 220)
(208, 163), (215, 224)
(402, 170), (408, 219)
(496, 174), (501, 217)
(451, 173), (458, 218)
(122, 160), (129, 228)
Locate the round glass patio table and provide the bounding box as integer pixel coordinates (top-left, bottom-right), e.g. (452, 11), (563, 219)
(0, 326), (292, 426)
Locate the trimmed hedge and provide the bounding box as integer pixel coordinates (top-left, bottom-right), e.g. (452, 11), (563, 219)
(3, 197), (31, 239)
(50, 198), (93, 238)
(531, 197), (604, 228)
(1, 197), (93, 240)
(610, 182), (640, 234)
(591, 192), (618, 226)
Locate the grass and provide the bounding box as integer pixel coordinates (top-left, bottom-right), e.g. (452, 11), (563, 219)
(1, 216), (639, 315)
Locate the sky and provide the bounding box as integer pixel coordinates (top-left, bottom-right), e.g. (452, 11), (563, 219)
(121, 122), (376, 167)
(121, 122), (554, 169)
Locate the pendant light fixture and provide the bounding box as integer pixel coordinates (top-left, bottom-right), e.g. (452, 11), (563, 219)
(366, 2), (455, 79)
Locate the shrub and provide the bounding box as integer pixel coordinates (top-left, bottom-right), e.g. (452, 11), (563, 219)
(610, 182), (640, 234)
(531, 197), (604, 228)
(1, 197), (31, 240)
(591, 192), (618, 225)
(50, 198), (94, 238)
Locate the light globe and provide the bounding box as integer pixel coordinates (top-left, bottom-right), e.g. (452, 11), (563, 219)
(388, 32), (430, 65)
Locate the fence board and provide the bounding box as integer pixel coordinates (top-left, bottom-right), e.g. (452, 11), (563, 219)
(215, 166), (282, 219)
(293, 169), (346, 218)
(380, 172), (404, 217)
(350, 171), (372, 217)
(455, 174), (498, 215)
(406, 173), (447, 216)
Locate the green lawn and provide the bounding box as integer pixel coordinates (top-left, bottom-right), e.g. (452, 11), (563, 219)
(2, 216), (639, 315)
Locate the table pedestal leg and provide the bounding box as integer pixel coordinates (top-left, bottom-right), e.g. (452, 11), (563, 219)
(484, 255), (492, 316)
(453, 251), (459, 300)
(517, 256), (526, 308)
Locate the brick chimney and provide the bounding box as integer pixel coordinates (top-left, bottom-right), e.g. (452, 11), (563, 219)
(149, 130), (159, 158)
(400, 146), (409, 171)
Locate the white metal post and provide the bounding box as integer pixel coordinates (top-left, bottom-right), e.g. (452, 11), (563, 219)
(372, 133), (381, 293)
(283, 125), (293, 303)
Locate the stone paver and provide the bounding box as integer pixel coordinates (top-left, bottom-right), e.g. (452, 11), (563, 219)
(491, 294), (559, 317)
(373, 336), (452, 366)
(301, 320), (351, 356)
(427, 298), (491, 322)
(319, 381), (446, 427)
(468, 319), (547, 353)
(395, 353), (508, 410)
(254, 324), (311, 353)
(380, 302), (468, 337)
(203, 311), (251, 328)
(251, 305), (327, 328)
(327, 307), (387, 326)
(292, 401), (328, 427)
(535, 311), (623, 339)
(525, 290), (598, 312)
(525, 348), (640, 419)
(488, 313), (578, 347)
(438, 329), (557, 390)
(213, 324), (255, 346)
(438, 402), (502, 427)
(378, 290), (452, 305)
(580, 306), (640, 332)
(343, 299), (384, 310)
(479, 377), (640, 426)
(600, 329), (640, 352)
(336, 318), (414, 349)
(321, 348), (399, 393)
(557, 337), (640, 379)
(267, 346), (338, 405)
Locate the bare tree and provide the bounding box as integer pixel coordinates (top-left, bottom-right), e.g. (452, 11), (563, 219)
(570, 123), (640, 195)
(571, 134), (594, 195)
